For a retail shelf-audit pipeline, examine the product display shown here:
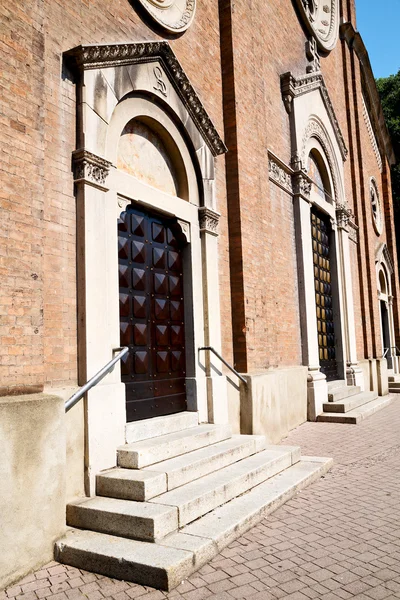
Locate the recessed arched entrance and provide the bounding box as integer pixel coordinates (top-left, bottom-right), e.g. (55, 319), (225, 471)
(66, 41), (227, 493)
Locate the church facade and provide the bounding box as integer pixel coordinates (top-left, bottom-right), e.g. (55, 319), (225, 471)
(1, 0), (398, 589)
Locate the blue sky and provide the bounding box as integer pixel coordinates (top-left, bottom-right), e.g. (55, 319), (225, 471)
(356, 0), (400, 79)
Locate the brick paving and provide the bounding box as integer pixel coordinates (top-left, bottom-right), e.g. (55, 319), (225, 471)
(3, 399), (400, 600)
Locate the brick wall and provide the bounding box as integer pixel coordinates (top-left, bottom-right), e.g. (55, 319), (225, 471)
(0, 0), (232, 392)
(1, 0), (398, 392)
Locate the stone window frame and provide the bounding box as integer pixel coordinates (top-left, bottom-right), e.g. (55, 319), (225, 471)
(370, 177), (383, 236)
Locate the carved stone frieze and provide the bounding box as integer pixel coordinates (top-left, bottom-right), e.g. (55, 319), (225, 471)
(199, 206), (220, 236)
(281, 71), (348, 160)
(64, 42), (227, 158)
(348, 221), (359, 244)
(268, 152), (293, 194)
(73, 149), (113, 189)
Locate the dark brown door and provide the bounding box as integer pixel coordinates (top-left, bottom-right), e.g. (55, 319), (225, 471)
(118, 205), (187, 422)
(311, 209), (339, 381)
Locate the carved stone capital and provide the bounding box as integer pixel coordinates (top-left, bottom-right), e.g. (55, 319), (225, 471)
(199, 206), (220, 236)
(293, 171), (312, 200)
(73, 149), (112, 190)
(336, 203), (351, 229)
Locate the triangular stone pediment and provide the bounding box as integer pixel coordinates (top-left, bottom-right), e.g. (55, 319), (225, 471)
(281, 71), (348, 161)
(64, 41), (226, 157)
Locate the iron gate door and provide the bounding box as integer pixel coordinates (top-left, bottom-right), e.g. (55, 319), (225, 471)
(118, 205), (187, 421)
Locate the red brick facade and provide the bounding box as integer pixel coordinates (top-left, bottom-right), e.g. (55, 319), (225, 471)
(0, 0), (398, 394)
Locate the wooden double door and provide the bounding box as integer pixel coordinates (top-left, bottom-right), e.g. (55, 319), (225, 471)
(118, 206), (187, 422)
(311, 209), (339, 381)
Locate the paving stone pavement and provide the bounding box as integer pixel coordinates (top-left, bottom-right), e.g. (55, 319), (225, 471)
(3, 398), (400, 600)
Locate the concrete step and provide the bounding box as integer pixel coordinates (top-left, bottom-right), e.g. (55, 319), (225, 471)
(56, 456), (332, 590)
(96, 468), (167, 502)
(144, 434), (267, 491)
(125, 411), (198, 444)
(182, 456), (332, 550)
(97, 435), (266, 501)
(323, 391), (377, 413)
(328, 385), (361, 402)
(66, 496), (178, 542)
(55, 529), (195, 591)
(327, 379), (346, 391)
(149, 445), (300, 527)
(389, 387), (400, 393)
(388, 381), (400, 389)
(388, 375), (400, 383)
(118, 424), (232, 469)
(317, 395), (393, 424)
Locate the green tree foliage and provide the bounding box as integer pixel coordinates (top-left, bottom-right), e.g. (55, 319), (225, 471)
(376, 70), (400, 213)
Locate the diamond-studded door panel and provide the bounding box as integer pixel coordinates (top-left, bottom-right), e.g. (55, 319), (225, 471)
(311, 210), (339, 382)
(118, 206), (187, 421)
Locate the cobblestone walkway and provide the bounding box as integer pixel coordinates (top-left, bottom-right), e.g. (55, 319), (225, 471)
(3, 399), (400, 600)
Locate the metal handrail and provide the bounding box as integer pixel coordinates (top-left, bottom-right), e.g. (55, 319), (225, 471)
(198, 346), (247, 385)
(65, 347), (129, 413)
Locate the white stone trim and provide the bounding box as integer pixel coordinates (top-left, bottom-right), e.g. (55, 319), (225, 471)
(362, 95), (383, 172)
(71, 51), (227, 494)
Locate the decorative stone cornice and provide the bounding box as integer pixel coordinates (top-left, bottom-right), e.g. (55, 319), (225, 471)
(362, 95), (383, 172)
(73, 149), (113, 190)
(64, 42), (227, 158)
(198, 206), (220, 236)
(340, 22), (395, 166)
(268, 151), (293, 194)
(281, 71), (348, 160)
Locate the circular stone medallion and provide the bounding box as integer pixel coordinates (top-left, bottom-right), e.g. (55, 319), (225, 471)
(295, 0), (339, 52)
(137, 0), (196, 33)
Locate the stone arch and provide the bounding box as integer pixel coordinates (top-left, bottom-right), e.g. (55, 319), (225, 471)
(301, 115), (344, 205)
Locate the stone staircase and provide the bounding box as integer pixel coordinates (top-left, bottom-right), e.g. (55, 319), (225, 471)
(55, 412), (332, 590)
(389, 375), (400, 394)
(317, 380), (392, 423)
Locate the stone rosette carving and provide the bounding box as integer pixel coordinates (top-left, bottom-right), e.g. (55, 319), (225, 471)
(268, 152), (293, 194)
(136, 0), (196, 33)
(198, 206), (220, 236)
(295, 0), (340, 52)
(73, 149), (113, 189)
(281, 71), (347, 160)
(64, 42), (226, 158)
